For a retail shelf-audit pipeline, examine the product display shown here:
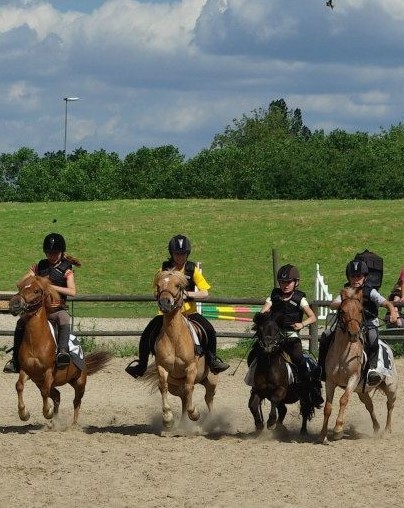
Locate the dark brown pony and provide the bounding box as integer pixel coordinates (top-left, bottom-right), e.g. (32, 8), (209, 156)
(248, 315), (316, 435)
(8, 275), (112, 425)
(320, 286), (398, 444)
(152, 269), (218, 429)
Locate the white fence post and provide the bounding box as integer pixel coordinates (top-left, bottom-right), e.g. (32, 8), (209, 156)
(315, 263), (333, 320)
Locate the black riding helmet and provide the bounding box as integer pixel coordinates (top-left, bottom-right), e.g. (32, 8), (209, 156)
(277, 264), (300, 282)
(345, 260), (369, 279)
(43, 233), (66, 253)
(168, 235), (191, 256)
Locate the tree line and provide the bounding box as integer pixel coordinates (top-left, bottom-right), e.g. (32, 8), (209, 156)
(2, 99), (404, 201)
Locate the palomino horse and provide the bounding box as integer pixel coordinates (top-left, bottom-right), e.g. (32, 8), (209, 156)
(8, 275), (112, 425)
(152, 269), (218, 429)
(320, 286), (398, 444)
(248, 315), (316, 435)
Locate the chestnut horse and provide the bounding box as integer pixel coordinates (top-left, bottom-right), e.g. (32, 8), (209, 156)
(320, 286), (398, 444)
(152, 269), (218, 429)
(8, 275), (112, 425)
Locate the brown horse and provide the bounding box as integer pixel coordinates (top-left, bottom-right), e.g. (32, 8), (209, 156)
(152, 269), (218, 429)
(8, 275), (112, 425)
(320, 286), (398, 444)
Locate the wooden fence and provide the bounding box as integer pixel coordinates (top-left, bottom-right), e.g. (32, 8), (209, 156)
(1, 294), (403, 354)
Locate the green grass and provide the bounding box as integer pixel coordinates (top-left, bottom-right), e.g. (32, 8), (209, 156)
(1, 199), (403, 318)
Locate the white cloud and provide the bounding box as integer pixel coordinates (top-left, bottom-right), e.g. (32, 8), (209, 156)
(0, 0), (403, 158)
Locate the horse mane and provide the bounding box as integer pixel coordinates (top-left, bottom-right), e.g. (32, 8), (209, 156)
(340, 286), (363, 300)
(28, 275), (61, 310)
(154, 269), (188, 289)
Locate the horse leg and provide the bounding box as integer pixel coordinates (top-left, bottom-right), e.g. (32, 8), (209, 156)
(70, 374), (87, 426)
(50, 388), (61, 416)
(184, 365), (199, 421)
(267, 402), (278, 430)
(16, 371), (30, 421)
(333, 381), (357, 440)
(157, 366), (174, 428)
(248, 390), (264, 433)
(39, 369), (55, 420)
(202, 374), (217, 413)
(384, 385), (397, 434)
(357, 391), (381, 435)
(319, 381), (336, 445)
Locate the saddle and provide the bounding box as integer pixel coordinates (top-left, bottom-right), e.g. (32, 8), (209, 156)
(185, 318), (208, 356)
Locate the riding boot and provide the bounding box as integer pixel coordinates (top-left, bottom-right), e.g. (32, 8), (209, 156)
(297, 360), (324, 410)
(206, 336), (229, 373)
(56, 324), (71, 368)
(367, 347), (382, 386)
(318, 331), (332, 382)
(247, 340), (260, 367)
(3, 320), (25, 373)
(125, 317), (163, 378)
(125, 336), (150, 378)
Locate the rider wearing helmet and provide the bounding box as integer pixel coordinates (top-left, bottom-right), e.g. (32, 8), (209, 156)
(125, 234), (229, 378)
(249, 264), (323, 409)
(3, 233), (81, 373)
(318, 259), (398, 386)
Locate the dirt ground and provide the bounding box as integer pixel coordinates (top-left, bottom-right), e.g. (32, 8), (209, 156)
(0, 355), (403, 508)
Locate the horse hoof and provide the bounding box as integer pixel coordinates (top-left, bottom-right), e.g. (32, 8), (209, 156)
(188, 408), (200, 421)
(44, 410), (54, 420)
(333, 430), (344, 441)
(19, 411), (30, 422)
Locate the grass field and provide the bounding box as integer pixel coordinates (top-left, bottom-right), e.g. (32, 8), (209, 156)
(0, 199), (402, 318)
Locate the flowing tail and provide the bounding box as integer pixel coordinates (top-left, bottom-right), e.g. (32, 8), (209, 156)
(85, 351), (113, 375)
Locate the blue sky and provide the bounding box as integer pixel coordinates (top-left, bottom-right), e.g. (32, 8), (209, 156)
(1, 0), (404, 158)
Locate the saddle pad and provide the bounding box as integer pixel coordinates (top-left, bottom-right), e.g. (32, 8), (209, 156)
(47, 321), (85, 371)
(244, 359), (294, 387)
(183, 317), (201, 346)
(376, 340), (394, 378)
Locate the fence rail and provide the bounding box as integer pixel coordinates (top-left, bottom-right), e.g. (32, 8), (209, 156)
(1, 294), (403, 353)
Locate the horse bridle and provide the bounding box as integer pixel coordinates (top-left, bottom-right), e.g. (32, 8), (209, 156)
(337, 295), (365, 338)
(156, 284), (184, 312)
(15, 283), (48, 315)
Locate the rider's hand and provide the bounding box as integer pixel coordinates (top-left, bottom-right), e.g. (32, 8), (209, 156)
(292, 322), (304, 331)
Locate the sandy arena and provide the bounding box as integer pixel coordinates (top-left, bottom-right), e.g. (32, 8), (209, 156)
(0, 349), (403, 508)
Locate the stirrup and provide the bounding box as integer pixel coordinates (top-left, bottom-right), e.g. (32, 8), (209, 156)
(3, 359), (18, 374)
(56, 351), (70, 368)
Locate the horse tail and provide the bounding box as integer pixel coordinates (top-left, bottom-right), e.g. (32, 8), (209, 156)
(143, 363), (159, 393)
(85, 350), (113, 375)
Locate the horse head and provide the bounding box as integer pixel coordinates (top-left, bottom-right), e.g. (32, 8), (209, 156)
(338, 286), (364, 341)
(9, 276), (55, 317)
(252, 312), (283, 354)
(155, 269), (187, 314)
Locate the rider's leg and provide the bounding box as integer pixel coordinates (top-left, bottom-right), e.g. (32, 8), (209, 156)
(318, 328), (334, 381)
(286, 339), (323, 409)
(366, 326), (381, 386)
(125, 315), (163, 378)
(50, 310), (71, 368)
(3, 319), (25, 373)
(188, 313), (229, 373)
(247, 341), (260, 367)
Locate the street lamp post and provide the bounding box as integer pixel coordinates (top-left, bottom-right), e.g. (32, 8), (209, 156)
(63, 97), (79, 159)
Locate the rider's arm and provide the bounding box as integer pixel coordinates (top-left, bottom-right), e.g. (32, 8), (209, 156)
(187, 268), (210, 300)
(50, 271), (76, 298)
(381, 298), (399, 324)
(292, 300), (316, 331)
